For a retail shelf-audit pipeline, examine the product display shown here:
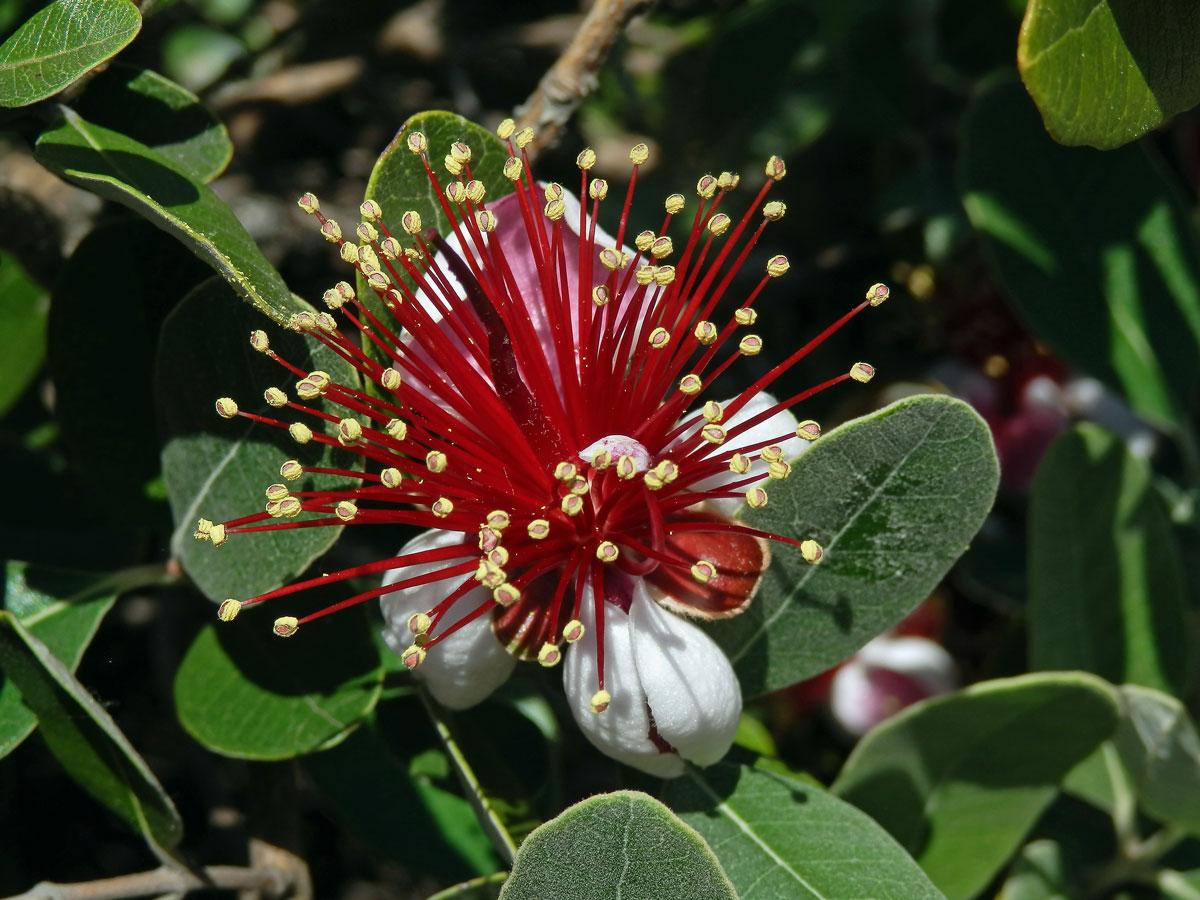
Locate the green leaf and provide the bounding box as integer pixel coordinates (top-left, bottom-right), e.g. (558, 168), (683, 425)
(427, 873), (507, 900)
(1113, 684), (1200, 837)
(304, 721), (500, 880)
(960, 78), (1200, 430)
(173, 605), (382, 760)
(710, 395), (998, 696)
(997, 840), (1070, 900)
(49, 219), (212, 526)
(832, 672), (1120, 900)
(0, 562), (115, 759)
(1029, 425), (1190, 694)
(75, 64), (232, 182)
(1062, 741), (1137, 821)
(35, 107), (298, 324)
(0, 610), (182, 856)
(0, 250), (47, 417)
(498, 791), (738, 900)
(664, 762), (946, 900)
(156, 278), (361, 603)
(1018, 0), (1200, 149)
(0, 0), (141, 107)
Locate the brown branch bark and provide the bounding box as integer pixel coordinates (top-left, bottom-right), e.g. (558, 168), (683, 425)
(514, 0), (655, 158)
(4, 865), (293, 900)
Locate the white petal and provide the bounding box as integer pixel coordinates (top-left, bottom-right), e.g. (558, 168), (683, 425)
(680, 391), (807, 517)
(855, 634), (956, 695)
(563, 581), (685, 777)
(629, 582), (741, 766)
(380, 529), (515, 709)
(829, 635), (955, 736)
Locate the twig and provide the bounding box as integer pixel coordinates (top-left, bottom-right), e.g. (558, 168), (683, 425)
(4, 865), (292, 900)
(514, 0), (655, 157)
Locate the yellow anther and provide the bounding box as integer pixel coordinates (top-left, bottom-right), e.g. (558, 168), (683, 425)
(358, 244), (381, 271)
(278, 497), (303, 518)
(380, 368), (402, 391)
(385, 288), (405, 309)
(693, 321), (718, 345)
(266, 499), (283, 518)
(739, 335), (763, 356)
(450, 141), (472, 163)
(679, 374), (703, 395)
(445, 181), (466, 204)
(766, 254), (789, 277)
(486, 510), (510, 530)
(655, 460), (679, 483)
(465, 180), (485, 203)
(577, 148), (597, 170)
(544, 183), (564, 202)
(338, 418), (363, 444)
(340, 242), (361, 265)
(289, 311), (316, 332)
(380, 467), (402, 488)
(568, 476), (590, 496)
(554, 461), (577, 481)
(599, 247), (625, 271)
(273, 616), (299, 637)
(444, 155), (463, 176)
(401, 210), (423, 235)
(487, 546), (510, 567)
(407, 612), (431, 635)
(691, 560), (716, 583)
(315, 312), (337, 333)
(380, 236), (401, 259)
(648, 327), (670, 349)
(701, 424), (727, 445)
(402, 644), (426, 669)
(561, 494), (584, 516)
(357, 221), (378, 243)
(735, 308), (758, 326)
(264, 387), (287, 407)
(432, 497), (454, 518)
(359, 199), (382, 221)
(708, 213), (731, 236)
(768, 460), (792, 480)
(497, 118), (515, 140)
(745, 487), (768, 508)
(210, 523), (226, 547)
(365, 270), (389, 291)
(335, 500), (358, 522)
(591, 449), (612, 469)
(297, 192), (320, 214)
(323, 287), (346, 309)
(850, 362), (876, 384)
(407, 131), (428, 154)
(250, 330), (270, 353)
(527, 519), (551, 540)
(537, 642), (562, 667)
(653, 265), (676, 286)
(800, 539), (823, 564)
(289, 422), (313, 444)
(265, 483), (290, 502)
(717, 171), (737, 191)
(426, 450), (447, 473)
(545, 198), (566, 220)
(796, 420), (821, 441)
(589, 178), (609, 201)
(766, 155), (787, 180)
(762, 200), (787, 221)
(215, 397), (238, 418)
(385, 418), (408, 440)
(665, 193), (685, 215)
(592, 285), (610, 307)
(321, 219), (342, 243)
(697, 174), (718, 199)
(644, 470), (664, 491)
(514, 126), (535, 148)
(649, 236), (673, 259)
(280, 459), (303, 480)
(729, 453), (751, 475)
(596, 541), (619, 563)
(866, 282), (890, 306)
(476, 210), (497, 232)
(194, 518), (213, 538)
(591, 690), (612, 714)
(563, 619), (585, 643)
(761, 445), (783, 463)
(635, 230), (655, 252)
(294, 379), (320, 401)
(479, 526), (500, 552)
(493, 583), (521, 607)
(702, 400), (724, 423)
(629, 142), (649, 165)
(503, 157), (523, 181)
(615, 454), (639, 480)
(479, 561), (506, 589)
(218, 599), (241, 622)
(635, 265), (657, 286)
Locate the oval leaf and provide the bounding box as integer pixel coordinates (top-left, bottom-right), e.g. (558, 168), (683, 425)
(960, 78), (1200, 429)
(832, 672), (1120, 900)
(157, 278), (362, 603)
(499, 791), (737, 900)
(0, 562), (115, 759)
(1019, 0), (1200, 149)
(711, 395), (998, 696)
(664, 762), (946, 900)
(75, 64), (232, 182)
(173, 606), (382, 760)
(0, 0), (141, 107)
(0, 611), (182, 857)
(1029, 424), (1190, 695)
(34, 107), (297, 323)
(0, 250), (47, 418)
(1114, 684), (1200, 837)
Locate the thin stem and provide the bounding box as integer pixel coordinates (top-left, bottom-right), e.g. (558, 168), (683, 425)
(2, 864), (292, 900)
